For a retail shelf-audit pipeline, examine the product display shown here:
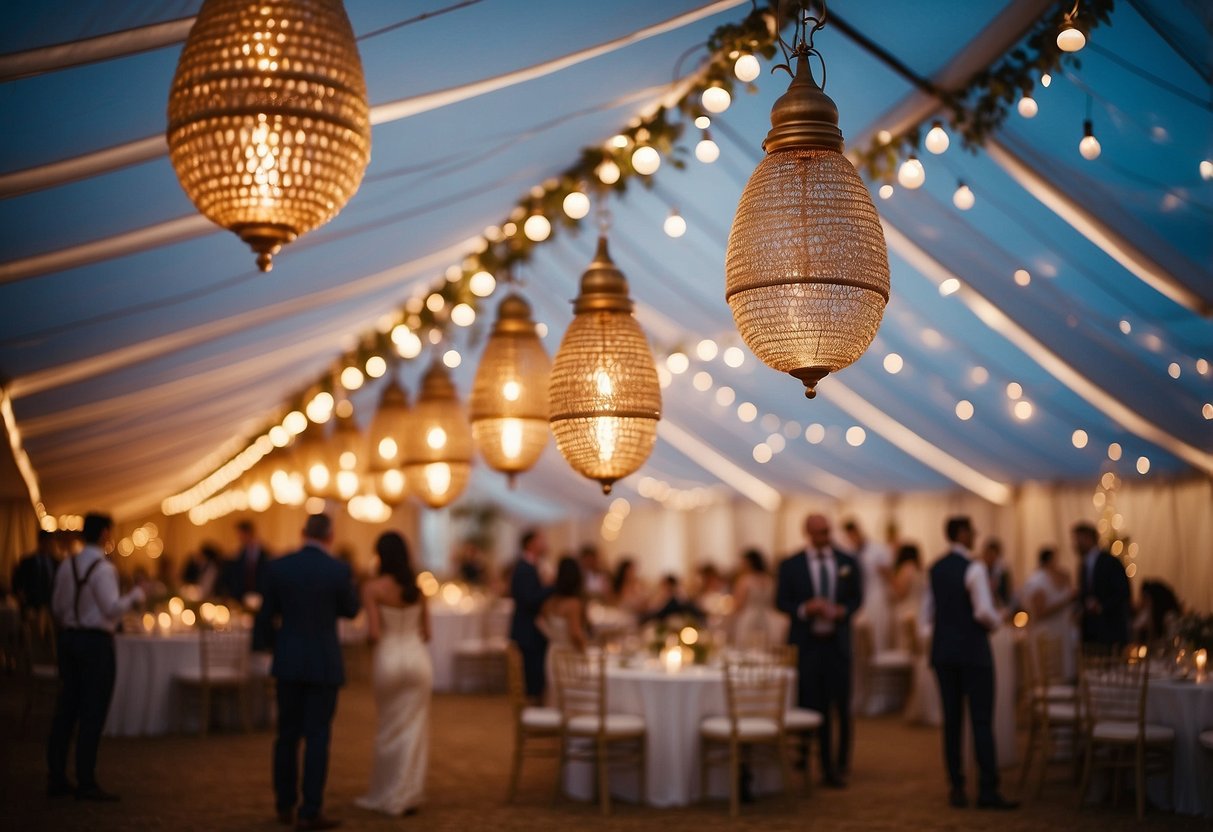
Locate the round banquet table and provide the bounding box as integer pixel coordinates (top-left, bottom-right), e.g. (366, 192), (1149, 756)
(1145, 677), (1213, 817)
(564, 663), (791, 807)
(105, 632), (202, 737)
(427, 599), (512, 692)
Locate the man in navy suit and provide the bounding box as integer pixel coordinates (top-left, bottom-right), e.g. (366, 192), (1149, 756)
(255, 514), (360, 831)
(921, 516), (1016, 810)
(776, 513), (862, 787)
(1072, 521), (1130, 647)
(508, 529), (552, 700)
(222, 519), (270, 599)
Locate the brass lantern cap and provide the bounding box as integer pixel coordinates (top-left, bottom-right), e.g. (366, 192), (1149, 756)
(233, 223), (298, 272)
(379, 376), (409, 408)
(419, 361), (458, 401)
(763, 54), (844, 154)
(573, 237), (635, 314)
(790, 367), (831, 398)
(492, 292), (539, 337)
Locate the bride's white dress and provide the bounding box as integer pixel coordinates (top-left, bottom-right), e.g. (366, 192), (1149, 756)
(356, 603), (432, 815)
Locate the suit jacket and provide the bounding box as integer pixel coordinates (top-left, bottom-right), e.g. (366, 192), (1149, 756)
(254, 544), (360, 686)
(776, 548), (863, 655)
(509, 557), (552, 651)
(221, 544), (270, 598)
(1080, 550), (1130, 646)
(12, 551), (59, 611)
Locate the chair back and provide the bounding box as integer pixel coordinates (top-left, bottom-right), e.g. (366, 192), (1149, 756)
(899, 615), (921, 655)
(199, 627), (251, 681)
(551, 648), (605, 730)
(722, 655), (787, 736)
(483, 597), (513, 641)
(1079, 652), (1147, 733)
(1031, 632), (1069, 688)
(505, 641), (528, 715)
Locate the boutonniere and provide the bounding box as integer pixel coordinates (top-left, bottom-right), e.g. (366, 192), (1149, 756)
(839, 565), (853, 578)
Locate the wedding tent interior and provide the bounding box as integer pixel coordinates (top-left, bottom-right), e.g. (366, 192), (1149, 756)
(1, 0), (1209, 603)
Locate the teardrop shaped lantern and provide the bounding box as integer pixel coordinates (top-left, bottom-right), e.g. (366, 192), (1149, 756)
(402, 361), (472, 509)
(327, 406), (364, 501)
(366, 378), (410, 507)
(470, 293), (551, 485)
(725, 29), (889, 399)
(294, 422), (335, 499)
(549, 236), (662, 494)
(167, 0), (371, 271)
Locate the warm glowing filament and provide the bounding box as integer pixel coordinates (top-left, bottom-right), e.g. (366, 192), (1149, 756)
(426, 427), (447, 450)
(378, 437), (398, 461)
(424, 462), (451, 496)
(336, 470), (359, 499)
(339, 451), (357, 470)
(501, 418), (524, 461)
(502, 380), (521, 402)
(380, 469), (405, 497)
(595, 369), (613, 397)
(595, 417), (618, 463)
(308, 463), (330, 490)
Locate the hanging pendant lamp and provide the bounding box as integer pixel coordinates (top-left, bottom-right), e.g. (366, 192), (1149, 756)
(366, 378), (410, 507)
(326, 405), (364, 501)
(295, 422), (336, 499)
(470, 293), (551, 486)
(549, 236), (661, 495)
(167, 0), (371, 271)
(402, 361), (472, 509)
(725, 7), (889, 399)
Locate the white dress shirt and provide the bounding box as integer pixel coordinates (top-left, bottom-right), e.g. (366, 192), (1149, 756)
(51, 545), (144, 632)
(1083, 546), (1100, 587)
(918, 544), (1002, 636)
(801, 547), (839, 635)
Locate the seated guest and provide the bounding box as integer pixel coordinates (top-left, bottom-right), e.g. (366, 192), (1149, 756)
(1133, 579), (1181, 645)
(182, 543), (223, 597)
(695, 563), (730, 616)
(610, 558), (647, 616)
(644, 575), (705, 624)
(578, 544), (610, 600)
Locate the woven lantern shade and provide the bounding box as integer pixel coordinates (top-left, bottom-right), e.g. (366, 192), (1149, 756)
(402, 361), (472, 509)
(167, 0), (371, 271)
(549, 236), (661, 495)
(470, 293), (551, 485)
(725, 52), (889, 399)
(326, 407), (364, 501)
(366, 377), (410, 506)
(294, 422), (335, 499)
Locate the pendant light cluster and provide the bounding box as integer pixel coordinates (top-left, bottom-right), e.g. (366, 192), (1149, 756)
(726, 4), (889, 399)
(403, 362), (474, 509)
(167, 0), (371, 271)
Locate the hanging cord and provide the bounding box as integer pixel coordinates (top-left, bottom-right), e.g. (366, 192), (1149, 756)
(356, 0), (485, 42)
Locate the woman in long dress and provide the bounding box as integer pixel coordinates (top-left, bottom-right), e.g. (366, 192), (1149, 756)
(731, 549), (776, 648)
(540, 556), (588, 704)
(356, 532), (432, 816)
(1021, 547), (1077, 680)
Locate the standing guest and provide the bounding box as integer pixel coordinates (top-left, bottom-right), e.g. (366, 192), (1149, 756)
(1072, 522), (1130, 648)
(610, 558), (647, 616)
(540, 556), (589, 702)
(981, 539), (1012, 609)
(13, 530), (60, 616)
(223, 519), (270, 600)
(842, 519), (893, 654)
(776, 514), (863, 788)
(255, 514), (360, 830)
(731, 549), (776, 648)
(453, 542), (487, 586)
(182, 543), (223, 598)
(47, 513), (145, 801)
(645, 574), (706, 624)
(578, 544), (609, 600)
(1133, 580), (1181, 645)
(356, 532), (431, 817)
(508, 529), (552, 701)
(890, 544), (925, 651)
(1021, 548), (1077, 678)
(920, 516), (1016, 810)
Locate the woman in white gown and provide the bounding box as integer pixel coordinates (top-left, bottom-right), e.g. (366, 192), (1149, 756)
(1021, 547), (1077, 680)
(540, 556), (588, 704)
(356, 532), (432, 817)
(731, 549), (776, 648)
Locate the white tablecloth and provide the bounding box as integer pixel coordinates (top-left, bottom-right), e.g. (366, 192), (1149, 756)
(1146, 678), (1213, 817)
(105, 633), (202, 737)
(564, 664), (791, 807)
(427, 600), (512, 692)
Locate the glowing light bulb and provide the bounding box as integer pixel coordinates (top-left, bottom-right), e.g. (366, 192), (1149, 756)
(340, 366), (364, 390)
(563, 190), (590, 219)
(378, 437), (398, 461)
(426, 427), (447, 450)
(701, 85), (731, 113)
(597, 160), (620, 185)
(883, 353), (903, 374)
(663, 211), (687, 238)
(365, 355), (387, 378)
(695, 136), (720, 163)
(1079, 120), (1101, 160)
(733, 53), (760, 82)
(846, 426), (867, 446)
(392, 327), (422, 359)
(424, 462), (451, 497)
(696, 339), (718, 361)
(502, 380), (521, 401)
(469, 270), (496, 297)
(1017, 96), (1038, 119)
(694, 115), (710, 129)
(595, 417), (618, 462)
(1072, 429), (1088, 449)
(939, 277), (960, 296)
(666, 352), (689, 374)
(878, 184), (894, 200)
(443, 349), (461, 368)
(924, 121), (950, 154)
(1136, 455), (1150, 475)
(952, 183), (975, 210)
(595, 369), (613, 397)
(451, 303), (476, 327)
(955, 400), (974, 421)
(1014, 400), (1033, 420)
(1057, 25), (1086, 52)
(500, 418), (523, 460)
(523, 214), (551, 242)
(723, 346), (744, 367)
(1040, 72), (1052, 88)
(631, 145), (661, 175)
(336, 469), (359, 499)
(308, 463), (330, 491)
(1201, 161), (1213, 181)
(897, 156), (925, 189)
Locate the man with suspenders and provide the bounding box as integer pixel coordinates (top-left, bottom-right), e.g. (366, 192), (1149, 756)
(47, 513), (145, 801)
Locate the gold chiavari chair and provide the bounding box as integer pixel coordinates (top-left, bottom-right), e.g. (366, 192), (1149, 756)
(503, 642), (562, 802)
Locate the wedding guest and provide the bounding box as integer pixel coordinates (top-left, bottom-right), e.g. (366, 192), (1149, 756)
(508, 529), (552, 701)
(980, 539), (1012, 609)
(356, 532), (431, 817)
(540, 557), (589, 701)
(610, 558), (647, 616)
(843, 519), (893, 653)
(645, 574), (705, 624)
(222, 519), (270, 600)
(182, 543), (223, 598)
(12, 530), (60, 616)
(1072, 522), (1130, 648)
(1022, 548), (1077, 677)
(578, 544), (609, 600)
(1133, 579), (1181, 645)
(453, 542), (487, 586)
(776, 513), (862, 787)
(920, 516), (1016, 810)
(255, 513), (360, 830)
(47, 513), (145, 801)
(890, 544), (925, 651)
(731, 549), (775, 648)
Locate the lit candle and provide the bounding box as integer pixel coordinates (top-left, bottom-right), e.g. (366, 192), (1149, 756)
(663, 646), (683, 673)
(1196, 649), (1208, 681)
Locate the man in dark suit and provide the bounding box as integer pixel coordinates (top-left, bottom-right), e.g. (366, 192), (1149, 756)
(922, 516), (1016, 810)
(223, 519), (270, 599)
(255, 514), (359, 831)
(12, 530), (60, 615)
(776, 513), (862, 787)
(1072, 521), (1130, 647)
(508, 529), (551, 700)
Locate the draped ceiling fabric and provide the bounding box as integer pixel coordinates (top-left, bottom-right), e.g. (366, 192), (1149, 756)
(0, 2), (1209, 572)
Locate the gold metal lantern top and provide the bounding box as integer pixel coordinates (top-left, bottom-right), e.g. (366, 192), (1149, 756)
(549, 236), (661, 495)
(167, 0), (371, 271)
(470, 293), (551, 485)
(402, 361), (472, 509)
(725, 44), (890, 399)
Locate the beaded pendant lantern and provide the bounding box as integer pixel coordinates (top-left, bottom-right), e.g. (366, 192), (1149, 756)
(470, 293), (551, 486)
(326, 404), (364, 501)
(366, 378), (410, 507)
(167, 0), (371, 271)
(549, 236), (661, 495)
(402, 361), (472, 509)
(725, 7), (889, 398)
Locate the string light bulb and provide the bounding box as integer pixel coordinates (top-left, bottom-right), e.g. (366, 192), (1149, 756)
(897, 155), (925, 189)
(952, 182), (975, 210)
(631, 144), (661, 175)
(597, 159), (621, 185)
(523, 213), (551, 242)
(1017, 95), (1038, 118)
(924, 121), (950, 154)
(1079, 119), (1101, 160)
(1201, 160), (1213, 181)
(663, 210), (687, 238)
(734, 53), (761, 83)
(1057, 4), (1086, 53)
(695, 131), (720, 163)
(701, 85), (731, 113)
(563, 190), (590, 219)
